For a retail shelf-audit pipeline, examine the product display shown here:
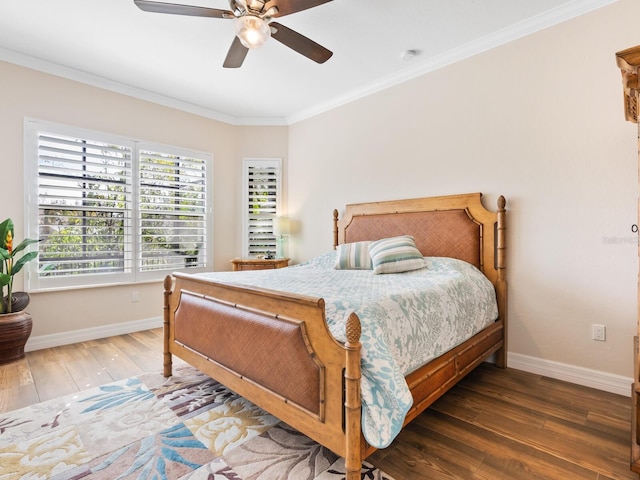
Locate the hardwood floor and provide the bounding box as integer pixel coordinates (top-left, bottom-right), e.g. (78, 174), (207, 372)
(370, 365), (635, 480)
(0, 329), (634, 480)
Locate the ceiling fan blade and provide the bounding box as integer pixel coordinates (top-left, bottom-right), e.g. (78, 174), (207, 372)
(134, 0), (232, 18)
(270, 22), (332, 64)
(223, 37), (250, 68)
(267, 0), (332, 18)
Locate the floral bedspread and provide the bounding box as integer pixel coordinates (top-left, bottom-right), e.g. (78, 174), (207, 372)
(197, 253), (498, 448)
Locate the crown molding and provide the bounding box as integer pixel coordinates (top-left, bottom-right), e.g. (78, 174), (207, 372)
(287, 0), (619, 124)
(0, 46), (288, 127)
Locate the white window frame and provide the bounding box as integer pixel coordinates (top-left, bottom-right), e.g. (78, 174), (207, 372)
(24, 119), (214, 292)
(242, 158), (282, 257)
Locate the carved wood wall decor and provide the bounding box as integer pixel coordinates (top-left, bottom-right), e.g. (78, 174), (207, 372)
(616, 46), (640, 123)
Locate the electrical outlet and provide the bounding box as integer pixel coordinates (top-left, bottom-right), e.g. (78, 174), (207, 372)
(592, 324), (606, 341)
(131, 291), (139, 302)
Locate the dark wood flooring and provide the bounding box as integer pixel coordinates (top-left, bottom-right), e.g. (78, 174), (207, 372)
(0, 328), (634, 480)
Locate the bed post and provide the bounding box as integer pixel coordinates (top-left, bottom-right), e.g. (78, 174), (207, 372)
(333, 209), (339, 249)
(163, 275), (173, 377)
(495, 195), (508, 368)
(344, 312), (362, 480)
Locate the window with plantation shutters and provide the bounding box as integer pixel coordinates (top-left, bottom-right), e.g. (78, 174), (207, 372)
(243, 159), (281, 257)
(138, 148), (208, 273)
(24, 120), (212, 291)
(36, 133), (133, 281)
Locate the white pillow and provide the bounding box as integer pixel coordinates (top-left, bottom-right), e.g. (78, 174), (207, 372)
(335, 241), (372, 270)
(368, 235), (426, 274)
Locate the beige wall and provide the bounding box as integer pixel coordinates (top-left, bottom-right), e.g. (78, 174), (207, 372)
(2, 0), (638, 381)
(288, 0), (639, 378)
(0, 60), (288, 337)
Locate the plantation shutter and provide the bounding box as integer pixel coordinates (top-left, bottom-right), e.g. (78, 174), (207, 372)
(139, 148), (208, 271)
(246, 160), (280, 257)
(36, 132), (133, 279)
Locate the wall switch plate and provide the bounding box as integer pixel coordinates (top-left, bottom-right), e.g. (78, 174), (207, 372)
(592, 324), (606, 341)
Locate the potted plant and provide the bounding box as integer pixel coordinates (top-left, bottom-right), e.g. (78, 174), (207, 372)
(0, 218), (39, 364)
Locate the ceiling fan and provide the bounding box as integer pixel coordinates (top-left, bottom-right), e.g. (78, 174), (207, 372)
(133, 0), (333, 68)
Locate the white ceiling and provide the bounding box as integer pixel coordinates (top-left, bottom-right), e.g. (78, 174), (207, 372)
(0, 0), (616, 125)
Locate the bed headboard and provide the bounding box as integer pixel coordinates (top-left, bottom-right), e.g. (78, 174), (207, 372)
(333, 192), (506, 286)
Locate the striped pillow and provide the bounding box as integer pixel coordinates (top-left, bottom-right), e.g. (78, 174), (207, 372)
(369, 235), (426, 274)
(335, 241), (372, 270)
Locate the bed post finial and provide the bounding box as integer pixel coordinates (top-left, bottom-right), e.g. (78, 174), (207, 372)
(345, 312), (361, 345)
(163, 275), (173, 378)
(333, 209), (339, 250)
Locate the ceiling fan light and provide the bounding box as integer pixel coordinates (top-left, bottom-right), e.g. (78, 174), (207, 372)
(234, 15), (271, 49)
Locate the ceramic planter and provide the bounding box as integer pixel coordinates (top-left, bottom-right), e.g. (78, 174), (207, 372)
(0, 310), (33, 365)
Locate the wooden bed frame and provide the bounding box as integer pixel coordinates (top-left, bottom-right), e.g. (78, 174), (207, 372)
(163, 192), (507, 479)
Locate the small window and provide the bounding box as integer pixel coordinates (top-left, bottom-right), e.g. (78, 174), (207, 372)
(24, 120), (213, 291)
(242, 158), (282, 257)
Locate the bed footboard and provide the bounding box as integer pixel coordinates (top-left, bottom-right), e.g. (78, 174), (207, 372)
(164, 273), (365, 480)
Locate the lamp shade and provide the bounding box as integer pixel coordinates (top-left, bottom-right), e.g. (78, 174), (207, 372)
(273, 216), (290, 236)
(234, 15), (271, 49)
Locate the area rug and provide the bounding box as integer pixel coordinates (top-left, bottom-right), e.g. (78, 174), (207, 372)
(0, 364), (395, 480)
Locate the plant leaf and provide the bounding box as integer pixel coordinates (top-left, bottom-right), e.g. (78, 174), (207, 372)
(12, 238), (40, 256)
(12, 252), (38, 275)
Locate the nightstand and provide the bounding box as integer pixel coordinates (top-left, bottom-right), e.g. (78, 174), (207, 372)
(230, 258), (290, 271)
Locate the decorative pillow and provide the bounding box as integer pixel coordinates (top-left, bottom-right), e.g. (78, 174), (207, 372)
(368, 235), (426, 274)
(335, 241), (373, 270)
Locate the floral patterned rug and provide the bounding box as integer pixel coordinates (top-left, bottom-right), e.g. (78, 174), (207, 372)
(0, 364), (395, 480)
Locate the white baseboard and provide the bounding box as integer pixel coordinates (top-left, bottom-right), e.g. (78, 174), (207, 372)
(508, 352), (632, 398)
(25, 317), (163, 352)
(24, 324), (633, 398)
